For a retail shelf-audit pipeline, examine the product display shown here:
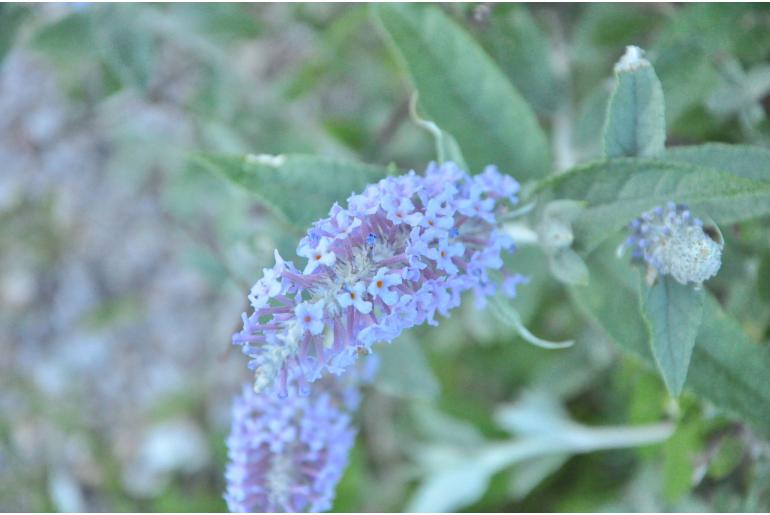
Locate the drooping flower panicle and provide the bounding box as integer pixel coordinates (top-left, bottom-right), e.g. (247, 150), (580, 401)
(624, 202), (723, 285)
(233, 162), (524, 395)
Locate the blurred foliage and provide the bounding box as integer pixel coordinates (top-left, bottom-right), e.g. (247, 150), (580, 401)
(1, 3), (769, 513)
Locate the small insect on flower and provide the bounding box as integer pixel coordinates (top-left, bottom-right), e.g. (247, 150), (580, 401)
(233, 161), (525, 395)
(623, 202), (723, 285)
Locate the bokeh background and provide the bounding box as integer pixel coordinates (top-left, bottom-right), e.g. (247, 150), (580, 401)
(1, 3), (769, 512)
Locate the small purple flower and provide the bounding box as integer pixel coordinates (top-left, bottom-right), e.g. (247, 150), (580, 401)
(248, 268), (283, 310)
(296, 301), (325, 335)
(298, 237), (336, 274)
(419, 198), (454, 240)
(475, 165), (520, 203)
(434, 239), (465, 275)
(502, 274), (529, 298)
(368, 267), (402, 306)
(382, 197), (422, 226)
(457, 185), (496, 223)
(322, 203), (361, 240)
(336, 282), (372, 314)
(405, 227), (431, 271)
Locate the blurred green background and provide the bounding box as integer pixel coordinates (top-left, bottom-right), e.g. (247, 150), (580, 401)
(1, 3), (769, 512)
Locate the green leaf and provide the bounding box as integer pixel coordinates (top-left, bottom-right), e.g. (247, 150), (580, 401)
(574, 81), (611, 161)
(507, 454), (569, 501)
(373, 3), (550, 180)
(374, 338), (440, 401)
(31, 6), (157, 91)
(549, 248), (589, 286)
(653, 42), (719, 127)
(662, 413), (701, 502)
(690, 294), (770, 436)
(706, 434), (745, 480)
(570, 244), (770, 435)
(194, 153), (389, 229)
(475, 5), (564, 115)
(758, 252), (770, 303)
(410, 404), (484, 446)
(0, 4), (29, 63)
(540, 159), (770, 254)
(603, 48), (666, 158)
(705, 60), (770, 120)
(30, 11), (95, 62)
(664, 143), (770, 183)
(90, 5), (157, 91)
(166, 4), (261, 43)
(410, 390), (672, 512)
(640, 276), (705, 396)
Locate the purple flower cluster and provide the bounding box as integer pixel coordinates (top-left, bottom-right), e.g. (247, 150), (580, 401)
(224, 374), (360, 513)
(233, 162), (524, 396)
(624, 202), (722, 285)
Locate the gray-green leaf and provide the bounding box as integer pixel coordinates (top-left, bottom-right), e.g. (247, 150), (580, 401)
(570, 245), (770, 435)
(0, 5), (28, 64)
(476, 5), (564, 115)
(664, 143), (770, 183)
(194, 153), (389, 229)
(549, 248), (590, 286)
(374, 337), (440, 401)
(604, 47), (666, 158)
(374, 3), (550, 179)
(640, 276), (705, 396)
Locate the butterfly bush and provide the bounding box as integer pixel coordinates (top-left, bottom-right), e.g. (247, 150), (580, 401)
(624, 202), (723, 285)
(233, 162), (525, 396)
(224, 371), (363, 513)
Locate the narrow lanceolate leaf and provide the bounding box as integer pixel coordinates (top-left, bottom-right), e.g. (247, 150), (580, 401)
(570, 245), (770, 435)
(374, 3), (550, 180)
(476, 5), (564, 115)
(665, 143), (770, 183)
(194, 153), (389, 228)
(640, 276), (704, 396)
(539, 159), (770, 254)
(604, 47), (666, 158)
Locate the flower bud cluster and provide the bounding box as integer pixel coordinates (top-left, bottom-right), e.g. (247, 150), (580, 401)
(625, 202), (723, 285)
(233, 162), (524, 395)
